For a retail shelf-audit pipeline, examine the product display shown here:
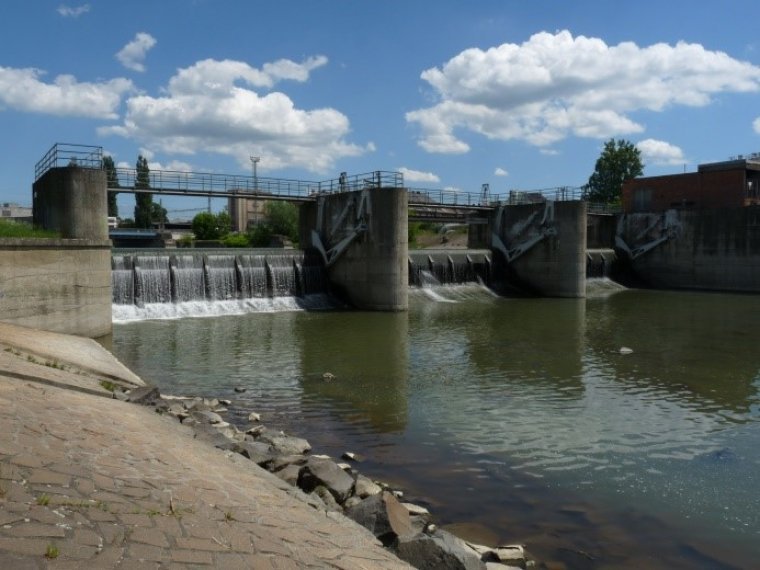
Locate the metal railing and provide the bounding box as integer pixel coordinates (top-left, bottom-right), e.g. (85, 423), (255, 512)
(35, 143), (103, 181)
(112, 167), (319, 199)
(408, 184), (621, 213)
(317, 171), (403, 193)
(108, 168), (404, 200)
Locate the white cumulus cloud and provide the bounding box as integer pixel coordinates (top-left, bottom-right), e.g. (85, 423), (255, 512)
(57, 4), (90, 18)
(407, 30), (760, 153)
(116, 33), (157, 72)
(494, 167), (509, 176)
(754, 117), (760, 134)
(637, 138), (686, 166)
(99, 56), (367, 173)
(0, 66), (132, 119)
(399, 167), (440, 183)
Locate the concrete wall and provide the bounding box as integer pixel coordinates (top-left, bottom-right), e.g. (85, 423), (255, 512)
(0, 239), (112, 338)
(587, 213), (616, 249)
(33, 167), (108, 240)
(495, 201), (587, 298)
(617, 207), (760, 292)
(301, 187), (408, 311)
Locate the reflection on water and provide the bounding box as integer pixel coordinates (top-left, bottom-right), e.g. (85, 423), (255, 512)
(112, 286), (760, 568)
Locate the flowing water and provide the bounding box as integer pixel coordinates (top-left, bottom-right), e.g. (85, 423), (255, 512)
(110, 281), (760, 569)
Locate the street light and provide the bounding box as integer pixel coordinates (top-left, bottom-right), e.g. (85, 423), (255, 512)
(250, 156), (260, 191)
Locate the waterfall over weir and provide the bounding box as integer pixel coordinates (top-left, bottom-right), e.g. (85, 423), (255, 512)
(112, 250), (332, 321)
(408, 250), (491, 287)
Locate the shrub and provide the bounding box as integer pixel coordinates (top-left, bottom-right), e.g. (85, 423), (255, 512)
(222, 234), (250, 248)
(0, 219), (58, 238)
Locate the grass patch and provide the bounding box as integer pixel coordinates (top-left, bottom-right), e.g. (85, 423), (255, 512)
(100, 380), (117, 392)
(44, 544), (59, 559)
(0, 219), (58, 239)
(36, 494), (51, 506)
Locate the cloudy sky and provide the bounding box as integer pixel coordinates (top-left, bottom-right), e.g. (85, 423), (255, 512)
(1, 0), (759, 216)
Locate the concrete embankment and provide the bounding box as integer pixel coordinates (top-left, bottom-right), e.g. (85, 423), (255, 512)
(0, 322), (409, 569)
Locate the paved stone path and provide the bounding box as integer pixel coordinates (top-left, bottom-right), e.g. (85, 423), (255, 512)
(0, 326), (410, 569)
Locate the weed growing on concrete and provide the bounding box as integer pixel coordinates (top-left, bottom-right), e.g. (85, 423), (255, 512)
(224, 510), (235, 522)
(100, 380), (117, 392)
(36, 493), (51, 506)
(44, 544), (59, 559)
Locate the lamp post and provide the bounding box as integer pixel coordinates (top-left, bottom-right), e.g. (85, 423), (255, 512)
(250, 156), (260, 191)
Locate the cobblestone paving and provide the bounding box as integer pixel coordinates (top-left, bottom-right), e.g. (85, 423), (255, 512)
(0, 375), (410, 569)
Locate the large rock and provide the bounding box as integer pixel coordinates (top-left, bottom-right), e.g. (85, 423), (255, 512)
(354, 474), (382, 498)
(192, 422), (237, 451)
(297, 458), (354, 504)
(275, 464), (302, 486)
(234, 441), (274, 466)
(257, 428), (311, 455)
(190, 410), (225, 425)
(268, 454), (308, 472)
(126, 385), (160, 405)
(345, 491), (415, 546)
(311, 485), (342, 512)
(397, 529), (485, 570)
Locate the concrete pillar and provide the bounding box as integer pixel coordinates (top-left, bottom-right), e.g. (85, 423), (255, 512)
(495, 201), (587, 298)
(33, 166), (108, 240)
(302, 187), (408, 311)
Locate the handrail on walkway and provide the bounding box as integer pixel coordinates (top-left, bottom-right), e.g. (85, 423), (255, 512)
(408, 185), (620, 214)
(108, 169), (403, 199)
(34, 144), (618, 212)
(35, 143), (103, 181)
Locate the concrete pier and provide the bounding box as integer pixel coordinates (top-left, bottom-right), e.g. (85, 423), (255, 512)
(33, 166), (108, 241)
(301, 187), (408, 311)
(492, 201), (587, 298)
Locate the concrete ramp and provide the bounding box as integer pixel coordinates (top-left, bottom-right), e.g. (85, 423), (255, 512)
(0, 321), (144, 388)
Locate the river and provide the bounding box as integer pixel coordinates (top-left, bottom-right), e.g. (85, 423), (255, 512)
(111, 281), (760, 569)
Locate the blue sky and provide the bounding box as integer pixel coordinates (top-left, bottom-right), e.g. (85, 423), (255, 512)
(1, 0), (759, 218)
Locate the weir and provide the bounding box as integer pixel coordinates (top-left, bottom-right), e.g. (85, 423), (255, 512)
(408, 250), (491, 287)
(112, 250), (327, 306)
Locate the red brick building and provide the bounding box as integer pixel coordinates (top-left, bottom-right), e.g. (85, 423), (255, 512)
(622, 156), (760, 213)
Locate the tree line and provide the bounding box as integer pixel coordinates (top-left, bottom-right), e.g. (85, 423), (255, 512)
(103, 154), (166, 228)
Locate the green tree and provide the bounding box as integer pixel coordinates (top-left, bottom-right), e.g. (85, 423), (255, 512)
(192, 211), (231, 240)
(102, 155), (119, 217)
(151, 202), (168, 225)
(585, 139), (644, 204)
(247, 201), (299, 247)
(134, 156), (153, 228)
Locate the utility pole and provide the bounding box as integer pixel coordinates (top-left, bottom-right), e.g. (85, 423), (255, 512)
(250, 156), (260, 191)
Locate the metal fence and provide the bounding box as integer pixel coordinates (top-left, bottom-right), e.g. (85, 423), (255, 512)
(110, 168), (404, 200)
(408, 185), (621, 213)
(35, 143), (103, 181)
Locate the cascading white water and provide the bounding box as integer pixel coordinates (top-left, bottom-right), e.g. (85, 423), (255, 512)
(134, 255), (171, 304)
(112, 251), (336, 321)
(112, 255), (135, 305)
(238, 254), (268, 298)
(267, 254), (297, 297)
(171, 255), (206, 302)
(409, 250), (490, 287)
(204, 255), (238, 300)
